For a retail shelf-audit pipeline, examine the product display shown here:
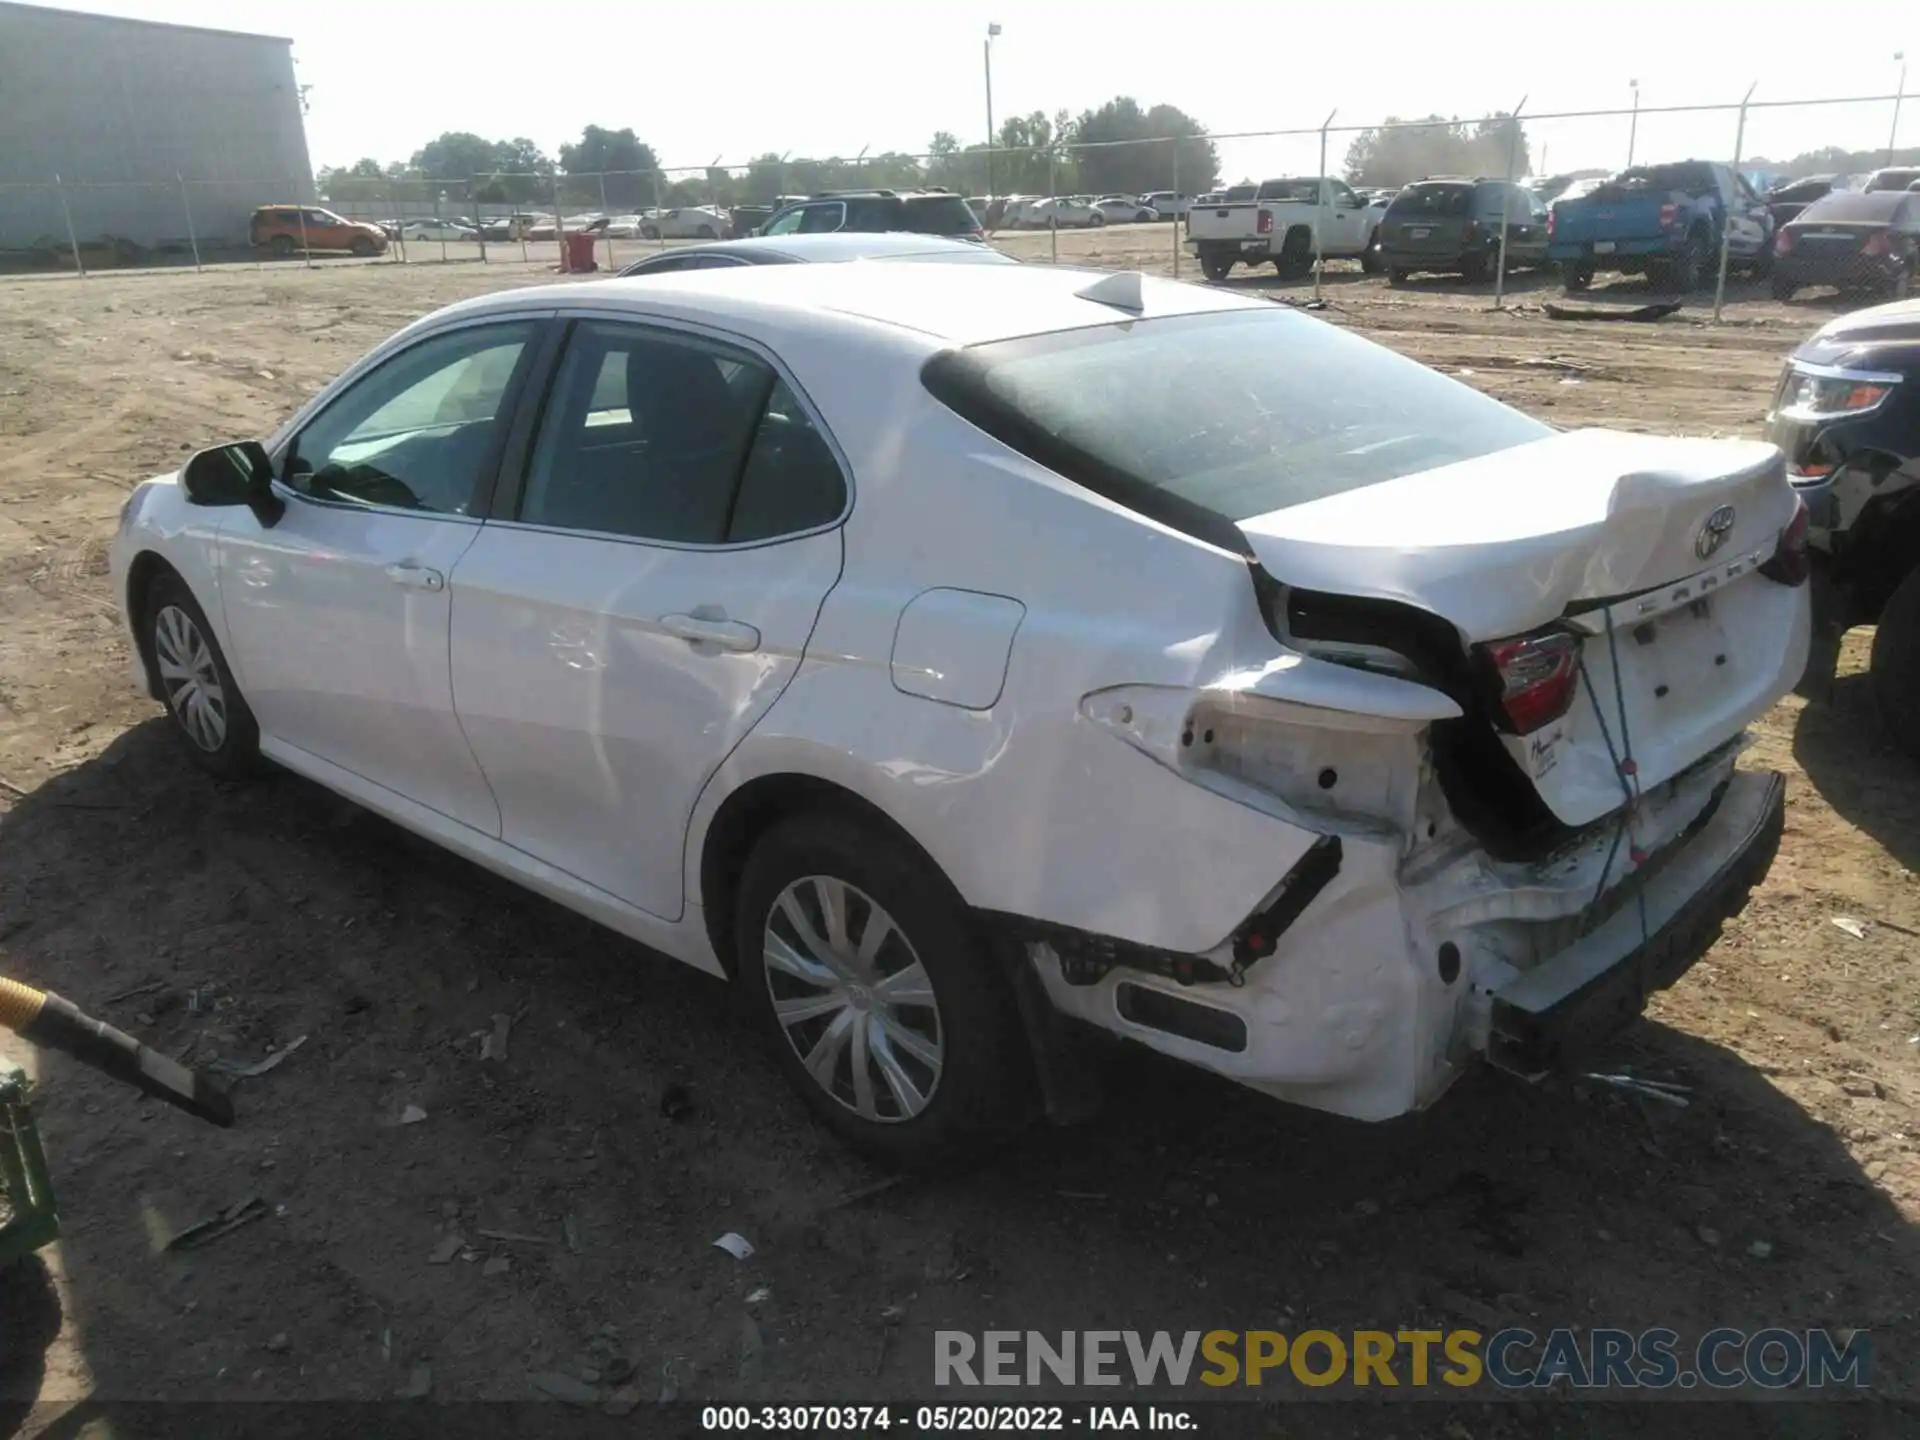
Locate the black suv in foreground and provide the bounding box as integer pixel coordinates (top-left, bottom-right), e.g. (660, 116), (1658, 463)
(1765, 297), (1920, 751)
(759, 190), (984, 241)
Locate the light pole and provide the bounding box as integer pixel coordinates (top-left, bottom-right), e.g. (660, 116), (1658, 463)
(1627, 79), (1640, 167)
(1891, 53), (1908, 167)
(984, 23), (1001, 198)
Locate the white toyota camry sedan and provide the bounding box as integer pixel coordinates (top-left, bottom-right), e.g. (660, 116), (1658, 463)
(111, 263), (1810, 1163)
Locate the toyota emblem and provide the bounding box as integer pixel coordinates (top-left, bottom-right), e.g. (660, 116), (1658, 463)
(1695, 505), (1737, 560)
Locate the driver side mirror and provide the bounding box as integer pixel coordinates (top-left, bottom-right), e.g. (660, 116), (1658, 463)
(182, 440), (284, 528)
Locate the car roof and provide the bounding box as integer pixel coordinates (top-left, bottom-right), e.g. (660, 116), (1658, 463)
(453, 262), (1263, 349)
(619, 233), (1009, 273)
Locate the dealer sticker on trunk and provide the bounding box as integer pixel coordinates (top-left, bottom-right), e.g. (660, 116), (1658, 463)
(1528, 724), (1566, 780)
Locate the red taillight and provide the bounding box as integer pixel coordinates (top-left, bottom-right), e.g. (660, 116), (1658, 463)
(1256, 209), (1273, 235)
(1659, 201), (1679, 229)
(1759, 496), (1811, 587)
(1476, 630), (1582, 736)
(1546, 207), (1556, 237)
(1863, 231), (1891, 256)
(1775, 229), (1795, 255)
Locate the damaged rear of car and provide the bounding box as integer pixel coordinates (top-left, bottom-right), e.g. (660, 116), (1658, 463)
(920, 301), (1809, 1122)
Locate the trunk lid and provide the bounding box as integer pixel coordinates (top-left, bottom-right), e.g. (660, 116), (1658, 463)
(1240, 428), (1805, 827)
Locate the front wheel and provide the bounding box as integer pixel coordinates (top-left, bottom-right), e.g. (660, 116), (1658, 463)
(1088, 212), (1106, 227)
(1871, 567), (1920, 762)
(351, 236), (377, 257)
(734, 813), (1029, 1166)
(697, 224), (716, 239)
(269, 234), (296, 258)
(640, 225), (660, 240)
(144, 570), (261, 779)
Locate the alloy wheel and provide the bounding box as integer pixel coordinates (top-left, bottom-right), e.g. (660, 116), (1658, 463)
(153, 604), (228, 753)
(762, 875), (944, 1123)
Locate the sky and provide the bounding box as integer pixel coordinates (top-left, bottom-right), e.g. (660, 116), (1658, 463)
(69, 0), (1920, 181)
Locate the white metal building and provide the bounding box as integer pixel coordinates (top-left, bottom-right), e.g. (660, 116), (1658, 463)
(0, 2), (313, 254)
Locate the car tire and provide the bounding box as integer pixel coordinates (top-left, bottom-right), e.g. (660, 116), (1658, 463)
(351, 237), (377, 257)
(1871, 567), (1920, 763)
(697, 224), (716, 239)
(640, 225), (659, 240)
(269, 235), (295, 258)
(1462, 252), (1490, 284)
(734, 812), (1030, 1167)
(1387, 267), (1410, 287)
(142, 570), (262, 780)
(1673, 231), (1709, 291)
(1088, 212), (1106, 227)
(1200, 251), (1234, 282)
(1561, 261), (1595, 291)
(1771, 278), (1797, 302)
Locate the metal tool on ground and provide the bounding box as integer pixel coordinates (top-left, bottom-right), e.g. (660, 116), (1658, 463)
(1, 1068), (59, 1268)
(0, 973), (234, 1127)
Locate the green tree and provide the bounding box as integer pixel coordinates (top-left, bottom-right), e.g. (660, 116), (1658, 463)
(1069, 98), (1217, 196)
(410, 132), (500, 183)
(1342, 114), (1531, 188)
(558, 126), (662, 207)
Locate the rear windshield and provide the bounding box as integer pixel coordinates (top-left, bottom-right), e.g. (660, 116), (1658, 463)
(1256, 179), (1322, 203)
(900, 196), (981, 234)
(1797, 192), (1909, 224)
(921, 307), (1549, 539)
(1604, 163), (1716, 196)
(1866, 168), (1920, 192)
(1386, 184), (1473, 218)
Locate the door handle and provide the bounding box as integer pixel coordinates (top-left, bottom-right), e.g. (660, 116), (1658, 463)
(385, 562), (445, 592)
(659, 612), (760, 652)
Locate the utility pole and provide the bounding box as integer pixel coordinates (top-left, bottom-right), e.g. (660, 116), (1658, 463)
(984, 23), (1001, 198)
(1627, 79), (1640, 167)
(1891, 53), (1908, 167)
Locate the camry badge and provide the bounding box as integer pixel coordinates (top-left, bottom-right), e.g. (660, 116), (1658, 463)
(1696, 505), (1737, 560)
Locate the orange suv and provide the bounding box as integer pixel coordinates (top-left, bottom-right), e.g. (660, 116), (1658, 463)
(251, 205), (388, 258)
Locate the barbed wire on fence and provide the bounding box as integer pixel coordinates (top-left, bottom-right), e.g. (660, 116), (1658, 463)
(2, 85), (1915, 321)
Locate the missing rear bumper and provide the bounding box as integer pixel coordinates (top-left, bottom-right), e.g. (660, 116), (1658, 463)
(1487, 770), (1786, 1078)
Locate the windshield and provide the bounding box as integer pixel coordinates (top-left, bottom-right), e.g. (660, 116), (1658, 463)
(1257, 179), (1322, 203)
(921, 307), (1549, 533)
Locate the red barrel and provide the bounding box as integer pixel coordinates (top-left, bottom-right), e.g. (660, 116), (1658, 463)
(561, 230), (598, 273)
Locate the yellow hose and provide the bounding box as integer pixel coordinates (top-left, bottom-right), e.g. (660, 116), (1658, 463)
(0, 975), (48, 1031)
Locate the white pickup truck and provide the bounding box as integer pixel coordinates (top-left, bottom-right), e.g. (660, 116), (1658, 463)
(1186, 176), (1384, 281)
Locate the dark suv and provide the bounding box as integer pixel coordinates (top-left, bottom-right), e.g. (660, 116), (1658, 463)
(760, 190), (984, 242)
(1379, 178), (1547, 283)
(1765, 297), (1920, 754)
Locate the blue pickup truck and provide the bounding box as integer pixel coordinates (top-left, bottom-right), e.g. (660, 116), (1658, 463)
(1546, 160), (1775, 291)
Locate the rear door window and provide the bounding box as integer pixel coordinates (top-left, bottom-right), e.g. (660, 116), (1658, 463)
(797, 202), (846, 234)
(901, 196), (980, 234)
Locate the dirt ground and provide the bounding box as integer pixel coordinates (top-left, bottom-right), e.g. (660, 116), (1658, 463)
(2, 227), (1919, 1428)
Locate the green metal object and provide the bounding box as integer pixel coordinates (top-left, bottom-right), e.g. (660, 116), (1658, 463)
(0, 1067), (60, 1268)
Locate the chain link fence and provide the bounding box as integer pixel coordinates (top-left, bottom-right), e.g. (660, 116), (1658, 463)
(3, 86), (1914, 319)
